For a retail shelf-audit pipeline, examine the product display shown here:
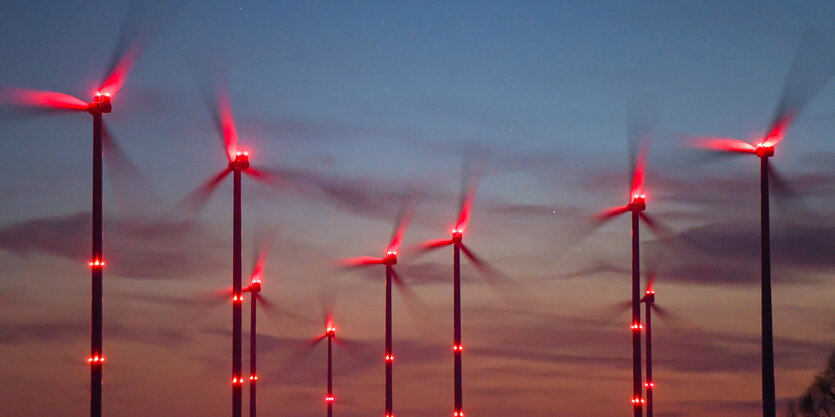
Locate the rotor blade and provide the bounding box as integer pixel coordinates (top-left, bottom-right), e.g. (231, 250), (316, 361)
(102, 121), (157, 211)
(767, 164), (816, 219)
(586, 300), (632, 327)
(249, 231), (276, 282)
(595, 205), (629, 222)
(319, 287), (338, 326)
(387, 200), (414, 254)
(456, 162), (481, 233)
(390, 268), (436, 333)
(767, 164), (800, 200)
(639, 212), (673, 237)
(459, 244), (518, 289)
(0, 87), (87, 111)
(98, 1), (175, 97)
(176, 168), (232, 214)
(764, 31), (835, 147)
(645, 264), (658, 291)
(627, 105), (654, 197)
(243, 167), (294, 190)
(688, 137), (756, 154)
(255, 293), (314, 325)
(339, 256), (383, 268)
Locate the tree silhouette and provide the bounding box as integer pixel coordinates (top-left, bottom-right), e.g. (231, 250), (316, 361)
(786, 349), (835, 417)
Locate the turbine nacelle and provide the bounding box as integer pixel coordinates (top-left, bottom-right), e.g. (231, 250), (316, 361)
(230, 151), (250, 170)
(247, 279), (261, 293)
(755, 143), (775, 158)
(641, 289), (655, 304)
(383, 250), (398, 265)
(326, 325), (336, 338)
(87, 92), (112, 114)
(451, 228), (464, 244)
(628, 194), (646, 212)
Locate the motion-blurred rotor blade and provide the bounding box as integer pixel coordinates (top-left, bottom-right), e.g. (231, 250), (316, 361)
(595, 205), (629, 221)
(764, 31), (835, 146)
(102, 122), (157, 210)
(456, 161), (482, 233)
(339, 256), (384, 268)
(243, 167), (294, 190)
(627, 106), (654, 196)
(650, 304), (690, 331)
(176, 168), (232, 214)
(0, 87), (88, 111)
(249, 231), (276, 280)
(587, 300), (632, 327)
(391, 268), (435, 333)
(98, 1), (174, 97)
(639, 212), (673, 237)
(319, 287), (338, 325)
(767, 164), (800, 200)
(689, 137), (756, 154)
(255, 293), (314, 325)
(387, 200), (414, 254)
(459, 244), (517, 289)
(767, 164), (817, 219)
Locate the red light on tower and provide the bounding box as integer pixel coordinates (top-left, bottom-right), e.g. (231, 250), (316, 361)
(87, 355), (105, 364)
(385, 353), (395, 362)
(325, 395), (335, 403)
(630, 322), (643, 331)
(88, 259), (106, 268)
(631, 396), (645, 404)
(326, 325), (336, 337)
(452, 344), (463, 352)
(644, 381), (655, 388)
(232, 294), (244, 303)
(453, 410), (465, 416)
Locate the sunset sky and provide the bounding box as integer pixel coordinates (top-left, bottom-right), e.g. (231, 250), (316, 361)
(1, 1), (834, 416)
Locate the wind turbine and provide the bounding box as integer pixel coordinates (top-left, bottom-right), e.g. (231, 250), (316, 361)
(341, 208), (415, 417)
(689, 33), (835, 417)
(0, 7), (160, 417)
(182, 83), (277, 417)
(594, 124), (667, 417)
(415, 171), (507, 417)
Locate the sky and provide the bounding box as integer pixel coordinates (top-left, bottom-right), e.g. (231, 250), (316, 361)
(1, 1), (835, 416)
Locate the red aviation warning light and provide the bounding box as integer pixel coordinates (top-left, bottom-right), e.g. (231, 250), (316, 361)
(385, 353), (395, 362)
(326, 325), (336, 338)
(87, 355), (105, 364)
(232, 376), (244, 385)
(630, 322), (643, 331)
(249, 375), (258, 382)
(644, 381), (655, 388)
(452, 344), (463, 352)
(632, 396), (646, 404)
(88, 259), (106, 268)
(453, 410), (465, 416)
(232, 294), (244, 303)
(325, 395), (335, 403)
